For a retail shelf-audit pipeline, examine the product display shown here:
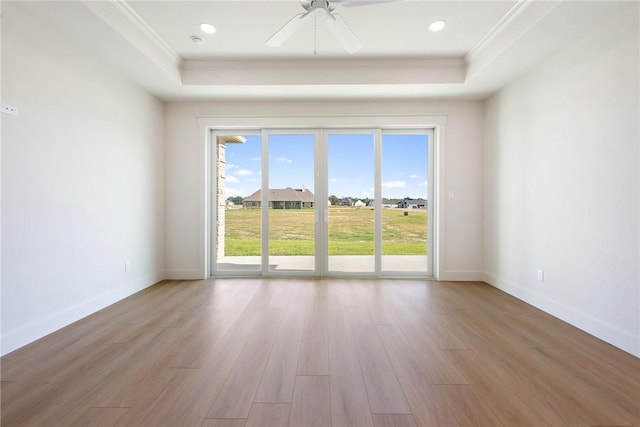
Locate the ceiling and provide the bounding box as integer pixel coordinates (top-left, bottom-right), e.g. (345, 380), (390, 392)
(16, 0), (630, 101)
(127, 1), (516, 59)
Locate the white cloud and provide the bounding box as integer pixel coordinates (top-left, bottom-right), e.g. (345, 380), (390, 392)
(249, 157), (260, 162)
(382, 180), (407, 189)
(226, 175), (240, 184)
(410, 174), (421, 179)
(418, 180), (428, 187)
(226, 163), (237, 170)
(275, 156), (292, 164)
(248, 178), (260, 183)
(236, 169), (253, 176)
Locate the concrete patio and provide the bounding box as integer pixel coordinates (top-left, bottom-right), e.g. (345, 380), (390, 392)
(216, 255), (429, 275)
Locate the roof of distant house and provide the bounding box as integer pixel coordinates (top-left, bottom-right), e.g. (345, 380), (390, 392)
(244, 188), (315, 203)
(401, 197), (427, 203)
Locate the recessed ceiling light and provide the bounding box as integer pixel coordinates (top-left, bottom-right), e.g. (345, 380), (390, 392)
(191, 35), (205, 46)
(429, 20), (446, 32)
(200, 23), (216, 34)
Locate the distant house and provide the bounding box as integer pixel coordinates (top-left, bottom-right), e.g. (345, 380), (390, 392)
(243, 188), (315, 209)
(382, 198), (398, 208)
(339, 197), (356, 206)
(397, 197), (427, 209)
(354, 200), (366, 208)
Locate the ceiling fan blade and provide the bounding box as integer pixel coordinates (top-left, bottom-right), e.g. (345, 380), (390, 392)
(325, 13), (363, 54)
(265, 12), (312, 47)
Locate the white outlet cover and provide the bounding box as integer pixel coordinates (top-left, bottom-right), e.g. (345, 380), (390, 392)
(1, 104), (19, 116)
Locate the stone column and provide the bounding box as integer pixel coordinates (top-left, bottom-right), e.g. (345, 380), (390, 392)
(215, 135), (246, 261)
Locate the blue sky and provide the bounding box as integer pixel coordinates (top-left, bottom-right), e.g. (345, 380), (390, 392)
(223, 133), (428, 200)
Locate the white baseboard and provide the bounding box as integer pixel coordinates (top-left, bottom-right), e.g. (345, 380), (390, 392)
(482, 272), (640, 358)
(163, 269), (206, 280)
(1, 272), (163, 356)
(438, 270), (484, 281)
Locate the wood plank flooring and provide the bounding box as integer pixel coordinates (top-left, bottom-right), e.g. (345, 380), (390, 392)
(2, 279), (639, 427)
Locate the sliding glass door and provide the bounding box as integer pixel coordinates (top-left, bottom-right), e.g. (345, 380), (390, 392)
(327, 132), (376, 274)
(265, 132), (316, 274)
(211, 128), (433, 277)
(213, 132), (262, 273)
(381, 132), (432, 274)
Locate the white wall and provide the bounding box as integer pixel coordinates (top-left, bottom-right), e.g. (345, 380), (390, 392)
(164, 100), (484, 280)
(0, 1), (4, 351)
(484, 4), (639, 356)
(1, 3), (165, 355)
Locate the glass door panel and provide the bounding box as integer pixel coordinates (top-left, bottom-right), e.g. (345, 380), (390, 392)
(327, 133), (375, 274)
(266, 133), (316, 273)
(381, 133), (430, 274)
(214, 133), (262, 273)
(212, 128), (434, 278)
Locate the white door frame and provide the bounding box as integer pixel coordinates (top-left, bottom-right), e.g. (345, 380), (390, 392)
(322, 128), (380, 276)
(261, 129), (320, 277)
(200, 115), (447, 279)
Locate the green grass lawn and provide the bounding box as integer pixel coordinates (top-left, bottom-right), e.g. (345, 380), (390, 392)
(224, 207), (427, 256)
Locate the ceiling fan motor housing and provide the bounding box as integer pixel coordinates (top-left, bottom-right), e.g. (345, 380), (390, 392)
(302, 0), (336, 12)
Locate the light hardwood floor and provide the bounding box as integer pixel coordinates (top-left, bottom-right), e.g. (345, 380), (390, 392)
(1, 279), (638, 427)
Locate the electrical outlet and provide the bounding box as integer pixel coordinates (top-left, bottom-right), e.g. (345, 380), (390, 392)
(537, 269), (544, 282)
(1, 104), (18, 116)
(125, 262), (131, 273)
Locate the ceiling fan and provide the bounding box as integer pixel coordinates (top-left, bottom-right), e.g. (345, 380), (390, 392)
(265, 0), (398, 54)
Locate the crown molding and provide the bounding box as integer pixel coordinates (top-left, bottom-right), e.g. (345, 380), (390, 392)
(464, 0), (561, 80)
(466, 0), (534, 63)
(82, 0), (183, 80)
(109, 0), (181, 64)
